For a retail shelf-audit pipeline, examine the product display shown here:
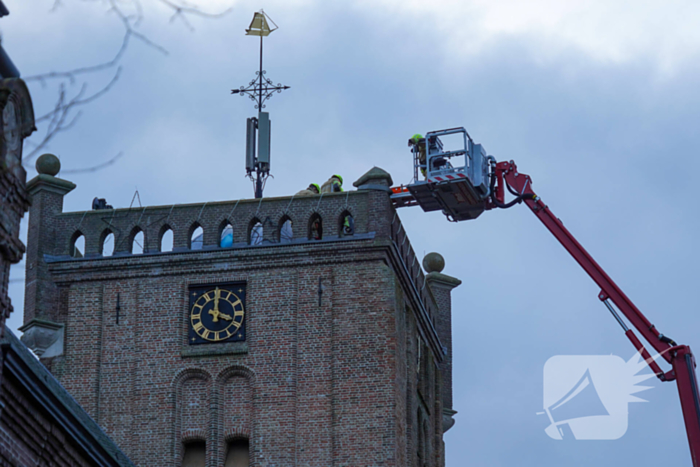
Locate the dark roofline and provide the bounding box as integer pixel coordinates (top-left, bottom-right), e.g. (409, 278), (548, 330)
(0, 2), (9, 17)
(0, 45), (20, 78)
(0, 329), (135, 467)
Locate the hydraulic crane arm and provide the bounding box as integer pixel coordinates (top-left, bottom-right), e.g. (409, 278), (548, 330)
(490, 160), (700, 465)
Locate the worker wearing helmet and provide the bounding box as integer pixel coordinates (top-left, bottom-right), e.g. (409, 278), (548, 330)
(296, 183), (321, 196)
(342, 213), (354, 236)
(321, 174), (343, 194)
(408, 134), (427, 177)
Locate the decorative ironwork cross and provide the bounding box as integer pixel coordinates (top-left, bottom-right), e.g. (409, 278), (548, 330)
(231, 11), (290, 110)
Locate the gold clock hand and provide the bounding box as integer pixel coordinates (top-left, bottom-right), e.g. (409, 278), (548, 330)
(213, 287), (221, 312)
(218, 313), (233, 321)
(209, 287), (222, 322)
(209, 307), (220, 322)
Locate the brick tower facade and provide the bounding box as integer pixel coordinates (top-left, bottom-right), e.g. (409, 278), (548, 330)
(0, 78), (34, 334)
(22, 165), (461, 467)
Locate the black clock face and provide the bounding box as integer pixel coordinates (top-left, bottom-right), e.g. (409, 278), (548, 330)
(188, 283), (246, 344)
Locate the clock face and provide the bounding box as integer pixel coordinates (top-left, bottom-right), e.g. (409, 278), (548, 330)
(188, 284), (246, 344)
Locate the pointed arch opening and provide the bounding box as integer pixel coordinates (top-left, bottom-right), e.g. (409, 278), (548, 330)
(220, 221), (234, 248)
(131, 227), (145, 254)
(279, 216), (293, 243)
(190, 224), (204, 250)
(339, 211), (354, 237)
(308, 213), (323, 240)
(70, 232), (85, 258)
(249, 219), (263, 246)
(100, 230), (115, 257)
(160, 225), (174, 252)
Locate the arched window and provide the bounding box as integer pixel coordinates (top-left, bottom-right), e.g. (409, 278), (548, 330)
(181, 440), (205, 467)
(220, 222), (233, 248)
(339, 211), (354, 237)
(160, 226), (174, 252)
(224, 438), (249, 467)
(70, 232), (85, 258)
(101, 231), (115, 257)
(190, 225), (204, 250)
(279, 217), (293, 243)
(249, 220), (263, 246)
(309, 214), (323, 240)
(131, 228), (144, 254)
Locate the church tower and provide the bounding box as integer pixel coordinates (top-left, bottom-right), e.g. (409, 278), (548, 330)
(22, 163), (460, 466)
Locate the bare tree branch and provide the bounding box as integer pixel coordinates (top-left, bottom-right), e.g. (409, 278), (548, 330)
(62, 151), (124, 173)
(23, 0), (235, 173)
(25, 67), (121, 163)
(25, 32), (130, 84)
(159, 0), (234, 19)
(34, 67), (121, 124)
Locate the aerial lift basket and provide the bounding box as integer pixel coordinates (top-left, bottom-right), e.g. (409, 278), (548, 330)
(392, 127), (492, 221)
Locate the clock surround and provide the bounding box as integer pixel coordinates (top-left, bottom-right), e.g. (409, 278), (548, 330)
(188, 283), (246, 345)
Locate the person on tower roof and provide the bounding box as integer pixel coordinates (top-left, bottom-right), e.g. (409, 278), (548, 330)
(321, 175), (343, 194)
(296, 183), (321, 196)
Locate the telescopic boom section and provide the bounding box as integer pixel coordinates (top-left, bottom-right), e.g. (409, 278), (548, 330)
(490, 160), (700, 465)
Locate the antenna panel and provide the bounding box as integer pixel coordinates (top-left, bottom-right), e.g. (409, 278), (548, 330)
(246, 117), (256, 172)
(257, 112), (271, 169)
(469, 142), (489, 195)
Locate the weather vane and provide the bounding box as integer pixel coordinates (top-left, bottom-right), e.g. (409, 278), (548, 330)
(232, 10), (290, 199)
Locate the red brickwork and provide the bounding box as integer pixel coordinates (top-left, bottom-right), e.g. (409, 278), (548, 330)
(0, 372), (93, 466)
(0, 329), (135, 467)
(24, 172), (458, 467)
(0, 74), (133, 467)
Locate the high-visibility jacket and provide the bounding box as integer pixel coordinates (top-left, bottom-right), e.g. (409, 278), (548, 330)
(321, 176), (343, 194)
(296, 188), (317, 196)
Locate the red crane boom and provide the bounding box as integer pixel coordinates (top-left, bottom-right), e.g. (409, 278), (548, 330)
(393, 129), (700, 462)
(490, 160), (700, 465)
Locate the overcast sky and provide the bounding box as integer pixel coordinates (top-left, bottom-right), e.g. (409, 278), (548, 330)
(6, 1), (700, 465)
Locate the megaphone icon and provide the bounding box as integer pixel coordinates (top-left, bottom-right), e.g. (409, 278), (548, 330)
(544, 369), (609, 440)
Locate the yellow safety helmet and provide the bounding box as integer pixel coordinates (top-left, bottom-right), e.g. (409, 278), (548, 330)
(332, 174), (343, 185)
(310, 183), (321, 193)
(409, 133), (424, 146)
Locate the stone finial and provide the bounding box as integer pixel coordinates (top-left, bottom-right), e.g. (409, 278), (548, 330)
(423, 252), (445, 273)
(353, 167), (393, 192)
(36, 153), (61, 176)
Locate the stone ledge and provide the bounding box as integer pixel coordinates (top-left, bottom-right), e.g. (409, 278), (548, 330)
(181, 341), (248, 358)
(426, 271), (462, 289)
(26, 173), (76, 197)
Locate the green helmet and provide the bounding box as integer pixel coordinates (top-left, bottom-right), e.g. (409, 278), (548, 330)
(310, 183), (321, 193)
(411, 133), (423, 141)
(332, 174), (343, 185)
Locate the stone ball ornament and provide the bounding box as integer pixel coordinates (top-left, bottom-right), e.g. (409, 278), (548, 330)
(422, 252), (445, 273)
(36, 153), (61, 176)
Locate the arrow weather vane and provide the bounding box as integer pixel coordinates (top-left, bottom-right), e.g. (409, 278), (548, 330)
(231, 10), (290, 110)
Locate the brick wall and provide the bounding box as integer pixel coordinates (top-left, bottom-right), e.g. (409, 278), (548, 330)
(24, 172), (454, 467)
(0, 371), (94, 466)
(0, 78), (33, 335)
